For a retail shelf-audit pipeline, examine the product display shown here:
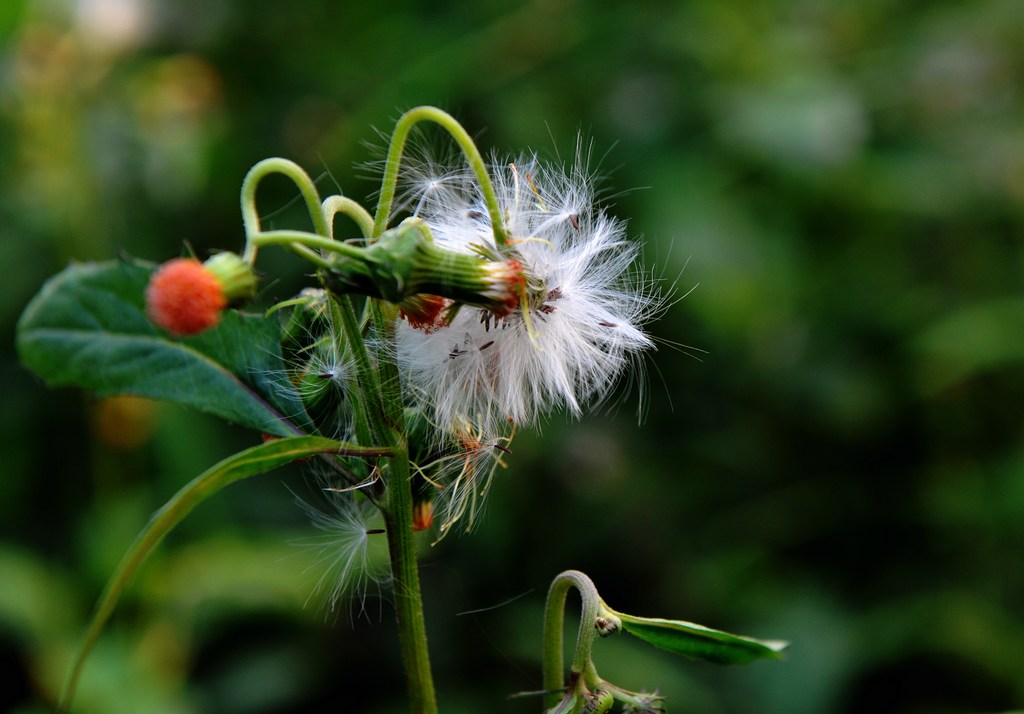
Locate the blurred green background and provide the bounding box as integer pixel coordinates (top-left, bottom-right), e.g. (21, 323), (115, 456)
(3, 0), (1024, 712)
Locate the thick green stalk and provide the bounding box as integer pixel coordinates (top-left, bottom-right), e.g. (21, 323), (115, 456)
(328, 283), (435, 712)
(328, 290), (436, 713)
(372, 297), (437, 714)
(382, 441), (436, 714)
(372, 106), (509, 247)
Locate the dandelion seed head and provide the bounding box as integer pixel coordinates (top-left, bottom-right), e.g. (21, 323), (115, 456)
(394, 148), (663, 436)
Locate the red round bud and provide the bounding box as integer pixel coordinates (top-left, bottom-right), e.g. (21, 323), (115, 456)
(146, 258), (227, 336)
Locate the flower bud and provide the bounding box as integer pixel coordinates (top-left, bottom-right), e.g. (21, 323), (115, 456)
(145, 253), (257, 336)
(595, 614), (621, 637)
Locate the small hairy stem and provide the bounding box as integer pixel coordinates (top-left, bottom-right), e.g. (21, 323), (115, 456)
(543, 570), (601, 709)
(372, 106), (509, 247)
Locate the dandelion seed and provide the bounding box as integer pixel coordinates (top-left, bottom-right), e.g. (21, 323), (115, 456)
(293, 336), (354, 407)
(421, 419), (514, 537)
(296, 491), (390, 617)
(275, 290), (359, 440)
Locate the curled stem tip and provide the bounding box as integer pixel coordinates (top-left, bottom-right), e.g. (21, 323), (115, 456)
(543, 570), (603, 708)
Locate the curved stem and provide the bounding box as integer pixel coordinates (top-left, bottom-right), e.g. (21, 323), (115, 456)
(323, 195), (375, 240)
(240, 158), (330, 261)
(372, 106), (509, 247)
(543, 570), (601, 709)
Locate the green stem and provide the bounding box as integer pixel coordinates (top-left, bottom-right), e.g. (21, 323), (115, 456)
(238, 157), (438, 712)
(250, 230), (365, 262)
(543, 570), (601, 709)
(326, 290), (383, 446)
(372, 106), (509, 247)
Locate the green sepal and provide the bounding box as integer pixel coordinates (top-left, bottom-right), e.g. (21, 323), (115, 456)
(604, 602), (788, 665)
(324, 219), (506, 307)
(203, 251), (258, 301)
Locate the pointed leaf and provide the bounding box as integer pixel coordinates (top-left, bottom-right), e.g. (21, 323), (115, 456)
(59, 435), (351, 712)
(607, 604), (788, 665)
(17, 258), (306, 436)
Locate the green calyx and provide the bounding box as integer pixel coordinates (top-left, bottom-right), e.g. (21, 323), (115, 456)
(324, 219), (521, 312)
(204, 252), (258, 302)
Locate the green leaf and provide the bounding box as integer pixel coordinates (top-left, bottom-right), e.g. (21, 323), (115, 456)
(606, 604), (788, 665)
(58, 435), (350, 712)
(17, 257), (306, 437)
